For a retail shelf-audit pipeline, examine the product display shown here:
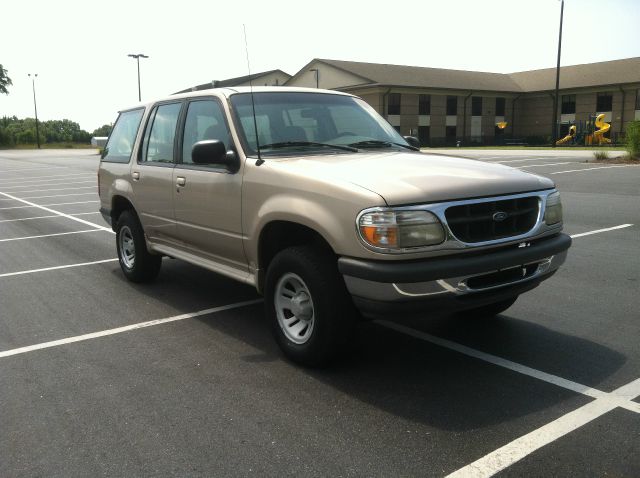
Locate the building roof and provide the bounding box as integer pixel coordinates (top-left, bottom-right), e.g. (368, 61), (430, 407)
(316, 59), (523, 92)
(311, 57), (640, 93)
(174, 69), (291, 94)
(508, 57), (640, 91)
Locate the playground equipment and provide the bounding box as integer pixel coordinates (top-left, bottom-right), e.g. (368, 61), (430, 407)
(556, 124), (576, 145)
(555, 114), (611, 146)
(592, 113), (611, 145)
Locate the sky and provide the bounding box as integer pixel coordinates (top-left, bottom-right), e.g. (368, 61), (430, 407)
(1, 0), (638, 132)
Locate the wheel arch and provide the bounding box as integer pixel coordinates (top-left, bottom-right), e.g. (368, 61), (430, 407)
(257, 220), (335, 293)
(111, 195), (137, 229)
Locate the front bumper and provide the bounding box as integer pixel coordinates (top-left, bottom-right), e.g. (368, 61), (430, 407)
(338, 233), (571, 319)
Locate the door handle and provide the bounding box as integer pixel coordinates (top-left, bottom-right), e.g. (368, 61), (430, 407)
(176, 176), (186, 187)
(132, 171), (140, 181)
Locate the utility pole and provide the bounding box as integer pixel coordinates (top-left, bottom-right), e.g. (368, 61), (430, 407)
(551, 0), (564, 147)
(128, 54), (149, 101)
(28, 73), (40, 149)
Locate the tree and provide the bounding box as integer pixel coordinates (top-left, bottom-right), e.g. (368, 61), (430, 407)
(92, 124), (112, 137)
(0, 64), (12, 95)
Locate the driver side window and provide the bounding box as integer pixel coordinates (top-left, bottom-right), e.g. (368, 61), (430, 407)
(182, 100), (231, 165)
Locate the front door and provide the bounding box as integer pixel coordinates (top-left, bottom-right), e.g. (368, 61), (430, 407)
(172, 98), (247, 272)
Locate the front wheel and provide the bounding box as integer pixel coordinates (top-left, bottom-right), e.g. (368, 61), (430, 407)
(115, 210), (162, 283)
(265, 246), (355, 366)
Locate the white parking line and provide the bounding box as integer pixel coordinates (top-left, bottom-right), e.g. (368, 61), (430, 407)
(0, 212), (99, 224)
(0, 165), (69, 173)
(0, 173), (97, 188)
(551, 165), (632, 175)
(0, 192), (111, 232)
(494, 158), (566, 164)
(518, 162), (580, 168)
(0, 184), (96, 194)
(0, 229), (105, 243)
(446, 378), (640, 478)
(0, 200), (99, 211)
(570, 224), (633, 238)
(0, 172), (94, 183)
(0, 299), (263, 358)
(0, 258), (118, 278)
(1, 192), (97, 200)
(377, 321), (640, 414)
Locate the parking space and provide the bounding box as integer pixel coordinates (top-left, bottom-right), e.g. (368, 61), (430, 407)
(1, 149), (638, 477)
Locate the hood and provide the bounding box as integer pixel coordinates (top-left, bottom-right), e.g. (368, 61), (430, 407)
(272, 151), (555, 205)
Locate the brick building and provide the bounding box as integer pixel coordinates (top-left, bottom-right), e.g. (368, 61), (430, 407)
(285, 58), (640, 145)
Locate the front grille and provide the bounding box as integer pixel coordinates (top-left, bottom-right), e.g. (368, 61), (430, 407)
(445, 196), (539, 243)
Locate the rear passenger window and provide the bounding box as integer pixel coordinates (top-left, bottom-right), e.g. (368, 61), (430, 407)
(141, 103), (182, 164)
(101, 108), (144, 163)
(182, 100), (231, 165)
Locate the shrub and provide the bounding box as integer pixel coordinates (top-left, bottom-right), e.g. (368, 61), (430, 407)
(593, 150), (609, 160)
(626, 120), (640, 159)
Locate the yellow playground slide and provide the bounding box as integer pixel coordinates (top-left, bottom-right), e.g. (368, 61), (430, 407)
(556, 124), (576, 145)
(593, 113), (611, 144)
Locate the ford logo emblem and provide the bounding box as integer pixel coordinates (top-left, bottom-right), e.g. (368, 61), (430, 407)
(493, 211), (508, 222)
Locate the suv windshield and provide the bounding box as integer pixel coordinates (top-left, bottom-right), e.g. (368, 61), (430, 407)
(230, 92), (409, 156)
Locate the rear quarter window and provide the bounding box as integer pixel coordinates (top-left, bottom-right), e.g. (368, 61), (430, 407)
(101, 108), (144, 163)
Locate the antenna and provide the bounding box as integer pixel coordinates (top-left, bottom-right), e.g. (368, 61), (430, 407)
(243, 24), (263, 165)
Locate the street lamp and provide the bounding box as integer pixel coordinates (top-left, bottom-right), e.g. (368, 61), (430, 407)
(309, 68), (319, 88)
(27, 73), (40, 149)
(127, 53), (149, 101)
(551, 0), (564, 147)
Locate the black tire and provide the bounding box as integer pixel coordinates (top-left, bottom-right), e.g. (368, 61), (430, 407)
(115, 210), (162, 283)
(459, 296), (519, 318)
(265, 246), (356, 367)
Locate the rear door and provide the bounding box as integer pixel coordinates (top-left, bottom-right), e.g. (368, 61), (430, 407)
(172, 97), (247, 271)
(130, 101), (182, 245)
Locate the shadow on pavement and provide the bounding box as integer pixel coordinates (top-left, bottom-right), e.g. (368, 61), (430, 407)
(127, 260), (626, 433)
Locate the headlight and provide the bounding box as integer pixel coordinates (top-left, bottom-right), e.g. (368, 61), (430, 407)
(544, 191), (563, 225)
(358, 209), (445, 249)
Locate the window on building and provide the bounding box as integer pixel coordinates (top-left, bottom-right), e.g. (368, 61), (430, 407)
(596, 92), (612, 112)
(561, 95), (576, 114)
(446, 125), (457, 138)
(472, 96), (482, 116)
(636, 89), (640, 110)
(418, 95), (430, 115)
(446, 96), (457, 116)
(387, 93), (401, 115)
(418, 126), (430, 146)
(495, 97), (506, 116)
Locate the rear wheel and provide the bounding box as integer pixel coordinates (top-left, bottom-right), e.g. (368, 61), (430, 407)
(459, 296), (519, 318)
(115, 210), (162, 283)
(265, 246), (355, 366)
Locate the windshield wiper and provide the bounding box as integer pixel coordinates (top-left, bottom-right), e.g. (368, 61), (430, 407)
(260, 141), (358, 152)
(348, 140), (419, 151)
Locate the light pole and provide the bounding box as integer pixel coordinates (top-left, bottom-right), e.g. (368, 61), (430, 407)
(551, 0), (564, 147)
(28, 73), (40, 149)
(309, 68), (319, 88)
(128, 53), (149, 101)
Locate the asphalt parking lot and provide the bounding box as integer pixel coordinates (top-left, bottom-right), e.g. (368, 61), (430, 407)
(1, 148), (638, 477)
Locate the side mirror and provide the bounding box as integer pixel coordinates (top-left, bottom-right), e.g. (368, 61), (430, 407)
(191, 140), (239, 172)
(403, 136), (421, 149)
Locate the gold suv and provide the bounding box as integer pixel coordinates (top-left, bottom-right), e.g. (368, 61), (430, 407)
(99, 87), (571, 365)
